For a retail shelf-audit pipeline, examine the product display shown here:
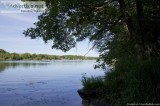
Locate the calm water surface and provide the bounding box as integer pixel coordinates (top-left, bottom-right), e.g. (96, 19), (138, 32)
(0, 60), (105, 106)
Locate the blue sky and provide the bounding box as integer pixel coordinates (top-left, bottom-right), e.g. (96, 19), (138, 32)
(0, 12), (98, 56)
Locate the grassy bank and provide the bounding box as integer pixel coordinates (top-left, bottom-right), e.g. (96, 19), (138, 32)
(82, 56), (160, 106)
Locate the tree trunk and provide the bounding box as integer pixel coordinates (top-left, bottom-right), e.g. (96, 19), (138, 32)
(135, 0), (146, 54)
(118, 0), (137, 51)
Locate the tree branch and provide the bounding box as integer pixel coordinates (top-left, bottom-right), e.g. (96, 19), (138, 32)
(118, 0), (137, 50)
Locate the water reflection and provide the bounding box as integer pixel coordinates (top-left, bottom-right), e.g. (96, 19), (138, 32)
(0, 60), (104, 106)
(0, 61), (49, 72)
(0, 63), (6, 72)
(0, 60), (86, 72)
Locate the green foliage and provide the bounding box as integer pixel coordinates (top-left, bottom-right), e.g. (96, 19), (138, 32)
(104, 56), (160, 105)
(0, 49), (96, 61)
(23, 0), (160, 66)
(0, 49), (8, 54)
(0, 49), (10, 61)
(10, 53), (22, 60)
(23, 0), (122, 52)
(23, 0), (160, 105)
(82, 74), (104, 90)
(21, 53), (32, 60)
(83, 56), (160, 106)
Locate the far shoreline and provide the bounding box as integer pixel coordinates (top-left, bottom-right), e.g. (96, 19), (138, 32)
(0, 48), (98, 61)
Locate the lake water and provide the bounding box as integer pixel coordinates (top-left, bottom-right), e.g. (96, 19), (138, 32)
(0, 60), (105, 106)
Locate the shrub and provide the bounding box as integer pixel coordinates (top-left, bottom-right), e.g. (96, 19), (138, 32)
(104, 56), (160, 105)
(82, 74), (104, 90)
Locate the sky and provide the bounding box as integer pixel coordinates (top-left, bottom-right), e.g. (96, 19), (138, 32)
(0, 3), (99, 57)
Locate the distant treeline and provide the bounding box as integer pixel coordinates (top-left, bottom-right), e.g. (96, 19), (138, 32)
(0, 49), (97, 61)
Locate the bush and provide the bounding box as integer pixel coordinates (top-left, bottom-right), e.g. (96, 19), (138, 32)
(104, 56), (160, 105)
(82, 74), (104, 90)
(81, 56), (160, 106)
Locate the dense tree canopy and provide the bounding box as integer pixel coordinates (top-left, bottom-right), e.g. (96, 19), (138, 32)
(24, 0), (160, 67)
(23, 0), (160, 105)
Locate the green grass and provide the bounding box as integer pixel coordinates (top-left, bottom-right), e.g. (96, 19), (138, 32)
(81, 56), (160, 106)
(82, 74), (104, 90)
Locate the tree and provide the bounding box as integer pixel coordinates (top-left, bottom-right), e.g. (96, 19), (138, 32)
(23, 0), (160, 105)
(10, 53), (22, 60)
(24, 0), (160, 61)
(0, 49), (8, 54)
(21, 53), (32, 60)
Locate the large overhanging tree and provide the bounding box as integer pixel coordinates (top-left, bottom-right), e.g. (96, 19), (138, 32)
(23, 0), (160, 104)
(24, 0), (160, 68)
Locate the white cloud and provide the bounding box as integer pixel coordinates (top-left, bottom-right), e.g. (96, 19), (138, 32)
(0, 13), (39, 23)
(0, 13), (39, 36)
